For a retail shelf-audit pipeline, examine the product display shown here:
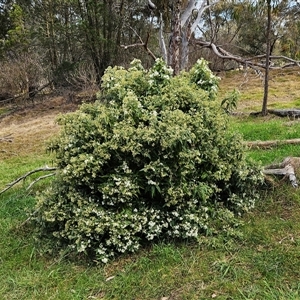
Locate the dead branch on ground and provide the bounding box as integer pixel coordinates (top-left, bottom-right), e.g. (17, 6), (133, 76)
(195, 40), (300, 71)
(250, 109), (300, 118)
(263, 157), (300, 188)
(247, 138), (300, 149)
(267, 109), (300, 118)
(0, 166), (57, 195)
(26, 173), (56, 191)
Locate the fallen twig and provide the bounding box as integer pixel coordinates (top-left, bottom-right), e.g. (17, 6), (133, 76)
(26, 173), (56, 190)
(18, 208), (40, 227)
(0, 166), (57, 195)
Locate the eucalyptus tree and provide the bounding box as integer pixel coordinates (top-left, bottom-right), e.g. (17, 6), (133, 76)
(163, 0), (220, 74)
(122, 0), (220, 75)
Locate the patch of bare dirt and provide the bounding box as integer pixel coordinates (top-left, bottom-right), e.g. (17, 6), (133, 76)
(0, 97), (79, 159)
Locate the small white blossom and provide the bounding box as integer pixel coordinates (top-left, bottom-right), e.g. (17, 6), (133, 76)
(147, 180), (157, 185)
(101, 257), (108, 264)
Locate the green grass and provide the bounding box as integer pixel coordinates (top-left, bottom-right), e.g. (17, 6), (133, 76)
(2, 70), (300, 299)
(0, 154), (54, 188)
(230, 116), (300, 141)
(2, 188), (300, 299)
(218, 67), (300, 113)
(2, 151), (300, 299)
(228, 115), (300, 165)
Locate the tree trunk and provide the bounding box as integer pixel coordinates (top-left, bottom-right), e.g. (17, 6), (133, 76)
(261, 0), (272, 116)
(170, 0), (182, 75)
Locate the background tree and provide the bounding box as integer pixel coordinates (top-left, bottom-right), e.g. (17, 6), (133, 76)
(261, 0), (272, 116)
(194, 0), (299, 115)
(0, 0), (13, 57)
(280, 1), (300, 59)
(0, 0), (299, 107)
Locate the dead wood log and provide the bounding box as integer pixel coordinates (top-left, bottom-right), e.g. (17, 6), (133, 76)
(247, 138), (300, 149)
(250, 109), (300, 118)
(263, 157), (300, 187)
(0, 166), (57, 195)
(268, 109), (300, 118)
(263, 164), (297, 187)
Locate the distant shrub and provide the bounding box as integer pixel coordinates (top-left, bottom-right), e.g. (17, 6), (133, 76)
(33, 58), (263, 263)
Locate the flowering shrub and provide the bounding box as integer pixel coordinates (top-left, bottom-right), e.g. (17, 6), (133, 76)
(33, 58), (264, 262)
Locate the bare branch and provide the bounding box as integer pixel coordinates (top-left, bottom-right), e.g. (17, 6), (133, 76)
(263, 157), (300, 188)
(190, 2), (211, 35)
(0, 166), (57, 195)
(195, 40), (300, 70)
(148, 0), (156, 10)
(121, 27), (157, 61)
(26, 173), (56, 190)
(19, 208), (40, 227)
(263, 164), (297, 187)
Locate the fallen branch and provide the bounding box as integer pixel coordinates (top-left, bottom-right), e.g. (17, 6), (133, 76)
(0, 166), (57, 195)
(19, 208), (40, 227)
(195, 40), (300, 70)
(263, 157), (300, 187)
(250, 109), (300, 118)
(26, 173), (56, 191)
(263, 164), (297, 187)
(246, 138), (300, 149)
(268, 109), (300, 118)
(0, 80), (53, 105)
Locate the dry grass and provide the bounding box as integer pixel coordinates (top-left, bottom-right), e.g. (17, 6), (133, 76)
(0, 68), (299, 161)
(0, 97), (78, 160)
(218, 67), (300, 112)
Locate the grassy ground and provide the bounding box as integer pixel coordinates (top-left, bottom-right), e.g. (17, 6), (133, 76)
(1, 69), (300, 299)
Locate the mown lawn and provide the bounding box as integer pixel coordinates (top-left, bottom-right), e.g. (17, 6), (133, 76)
(1, 68), (300, 299)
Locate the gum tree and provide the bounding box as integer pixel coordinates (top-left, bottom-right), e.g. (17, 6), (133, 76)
(123, 0), (220, 75)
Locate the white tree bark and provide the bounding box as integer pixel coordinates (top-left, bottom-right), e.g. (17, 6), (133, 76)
(159, 12), (168, 64)
(158, 0), (219, 72)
